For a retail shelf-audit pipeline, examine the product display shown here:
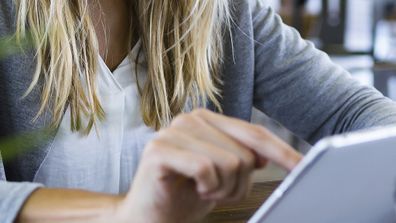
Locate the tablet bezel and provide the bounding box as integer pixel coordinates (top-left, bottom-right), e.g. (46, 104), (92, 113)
(248, 125), (396, 223)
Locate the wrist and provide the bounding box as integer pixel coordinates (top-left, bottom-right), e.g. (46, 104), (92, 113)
(103, 195), (127, 223)
(17, 188), (128, 223)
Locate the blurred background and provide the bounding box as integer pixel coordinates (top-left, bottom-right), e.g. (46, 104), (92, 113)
(254, 0), (396, 181)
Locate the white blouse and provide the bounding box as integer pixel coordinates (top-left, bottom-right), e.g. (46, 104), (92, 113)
(33, 42), (157, 194)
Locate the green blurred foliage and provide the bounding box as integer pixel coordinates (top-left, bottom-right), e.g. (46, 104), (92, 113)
(0, 34), (44, 162)
(0, 129), (54, 161)
(0, 34), (33, 59)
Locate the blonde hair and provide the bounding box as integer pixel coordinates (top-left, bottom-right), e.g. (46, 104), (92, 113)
(14, 0), (230, 132)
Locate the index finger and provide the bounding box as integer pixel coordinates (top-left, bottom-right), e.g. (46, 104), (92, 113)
(192, 109), (303, 171)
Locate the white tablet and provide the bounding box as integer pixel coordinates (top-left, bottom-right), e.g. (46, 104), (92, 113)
(249, 125), (396, 223)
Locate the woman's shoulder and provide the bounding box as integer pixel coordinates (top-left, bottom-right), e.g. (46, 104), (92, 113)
(229, 0), (277, 34)
(231, 0), (272, 16)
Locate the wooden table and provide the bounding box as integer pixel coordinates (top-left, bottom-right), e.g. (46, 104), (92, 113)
(204, 181), (281, 223)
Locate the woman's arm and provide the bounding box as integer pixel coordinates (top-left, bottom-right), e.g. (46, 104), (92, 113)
(16, 188), (123, 223)
(250, 3), (396, 143)
(4, 110), (293, 223)
(15, 110), (301, 223)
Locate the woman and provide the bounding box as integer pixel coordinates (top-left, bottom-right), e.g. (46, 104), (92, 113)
(1, 0), (396, 222)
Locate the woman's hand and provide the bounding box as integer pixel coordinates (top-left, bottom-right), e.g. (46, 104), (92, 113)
(16, 110), (301, 223)
(194, 109), (302, 170)
(117, 109), (302, 223)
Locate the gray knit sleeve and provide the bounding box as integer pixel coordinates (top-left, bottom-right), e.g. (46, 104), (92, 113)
(0, 154), (42, 223)
(251, 4), (396, 144)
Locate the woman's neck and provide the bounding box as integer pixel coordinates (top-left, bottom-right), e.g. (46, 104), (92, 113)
(89, 0), (134, 71)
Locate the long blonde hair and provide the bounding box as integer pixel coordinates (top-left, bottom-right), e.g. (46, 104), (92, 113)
(14, 0), (230, 132)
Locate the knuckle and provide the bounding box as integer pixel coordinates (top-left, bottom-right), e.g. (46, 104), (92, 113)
(224, 156), (242, 174)
(191, 108), (209, 117)
(144, 139), (165, 155)
(157, 128), (176, 139)
(250, 125), (267, 138)
(194, 158), (214, 179)
(247, 125), (269, 146)
(142, 141), (165, 166)
(171, 114), (194, 127)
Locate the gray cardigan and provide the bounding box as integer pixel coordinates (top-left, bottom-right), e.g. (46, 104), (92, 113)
(2, 0), (396, 222)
